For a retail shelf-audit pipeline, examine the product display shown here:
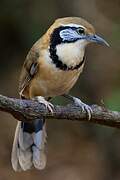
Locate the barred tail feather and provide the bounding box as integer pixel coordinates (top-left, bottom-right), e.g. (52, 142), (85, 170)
(11, 119), (47, 171)
(32, 124), (47, 169)
(11, 122), (22, 171)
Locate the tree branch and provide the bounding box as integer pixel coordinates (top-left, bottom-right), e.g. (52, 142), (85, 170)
(0, 94), (120, 128)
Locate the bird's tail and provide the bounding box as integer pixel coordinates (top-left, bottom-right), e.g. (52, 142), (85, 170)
(11, 118), (47, 171)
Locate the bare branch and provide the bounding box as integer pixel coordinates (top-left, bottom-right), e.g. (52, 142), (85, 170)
(0, 94), (120, 128)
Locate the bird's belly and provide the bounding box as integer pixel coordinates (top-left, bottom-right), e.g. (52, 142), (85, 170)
(43, 71), (80, 96)
(29, 67), (82, 98)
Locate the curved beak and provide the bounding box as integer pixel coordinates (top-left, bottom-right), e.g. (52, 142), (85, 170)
(86, 34), (110, 47)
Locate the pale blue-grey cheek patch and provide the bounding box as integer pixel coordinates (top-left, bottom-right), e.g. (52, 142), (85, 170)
(59, 29), (80, 42)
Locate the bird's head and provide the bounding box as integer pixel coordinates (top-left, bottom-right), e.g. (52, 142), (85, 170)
(47, 17), (109, 48)
(45, 17), (109, 70)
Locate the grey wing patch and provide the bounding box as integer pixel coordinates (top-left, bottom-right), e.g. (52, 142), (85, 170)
(19, 50), (39, 97)
(29, 62), (38, 77)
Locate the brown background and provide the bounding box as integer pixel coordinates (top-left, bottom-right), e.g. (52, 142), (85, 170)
(0, 0), (120, 179)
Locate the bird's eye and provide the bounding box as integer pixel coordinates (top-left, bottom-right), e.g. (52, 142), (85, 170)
(77, 27), (85, 35)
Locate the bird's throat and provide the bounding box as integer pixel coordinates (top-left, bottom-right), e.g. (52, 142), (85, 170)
(49, 43), (85, 71)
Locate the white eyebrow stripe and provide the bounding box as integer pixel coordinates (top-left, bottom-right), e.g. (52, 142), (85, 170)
(61, 23), (85, 29)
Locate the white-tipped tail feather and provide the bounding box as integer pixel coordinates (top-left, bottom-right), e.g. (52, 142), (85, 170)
(11, 120), (47, 171)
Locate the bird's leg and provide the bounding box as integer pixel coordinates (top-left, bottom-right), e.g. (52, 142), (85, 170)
(32, 96), (54, 113)
(62, 94), (93, 120)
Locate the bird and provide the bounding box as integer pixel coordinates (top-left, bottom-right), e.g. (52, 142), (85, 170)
(11, 17), (109, 171)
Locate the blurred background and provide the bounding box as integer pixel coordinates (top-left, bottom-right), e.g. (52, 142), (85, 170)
(0, 0), (120, 179)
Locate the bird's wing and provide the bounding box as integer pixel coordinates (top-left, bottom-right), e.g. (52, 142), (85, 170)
(19, 47), (40, 97)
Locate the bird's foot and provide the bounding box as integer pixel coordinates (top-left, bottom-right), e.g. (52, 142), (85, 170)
(33, 96), (54, 113)
(72, 97), (93, 120)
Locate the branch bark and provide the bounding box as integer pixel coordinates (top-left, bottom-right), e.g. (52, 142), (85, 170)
(0, 94), (120, 128)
